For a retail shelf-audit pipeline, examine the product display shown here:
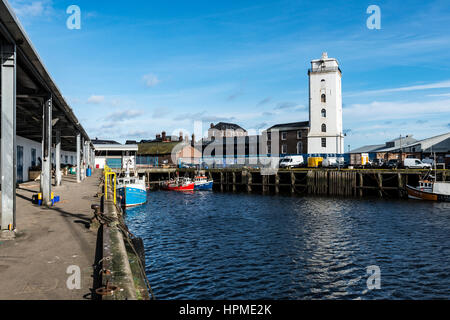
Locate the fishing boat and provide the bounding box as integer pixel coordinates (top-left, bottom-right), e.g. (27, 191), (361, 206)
(117, 162), (147, 207)
(406, 180), (450, 202)
(162, 177), (195, 191)
(194, 176), (213, 191)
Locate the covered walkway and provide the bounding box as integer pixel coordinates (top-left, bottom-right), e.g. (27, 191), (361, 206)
(0, 0), (94, 235)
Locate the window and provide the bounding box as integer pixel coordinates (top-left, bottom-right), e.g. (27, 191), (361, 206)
(31, 148), (36, 167)
(65, 155), (68, 164)
(321, 109), (326, 117)
(267, 144), (271, 154)
(267, 132), (271, 141)
(321, 138), (327, 148)
(321, 94), (326, 103)
(282, 144), (288, 154)
(297, 142), (303, 154)
(71, 156), (74, 165)
(322, 124), (327, 133)
(297, 131), (302, 139)
(281, 132), (287, 140)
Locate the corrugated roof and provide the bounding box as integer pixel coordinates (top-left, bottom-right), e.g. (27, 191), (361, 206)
(94, 144), (138, 151)
(380, 132), (450, 152)
(350, 144), (385, 153)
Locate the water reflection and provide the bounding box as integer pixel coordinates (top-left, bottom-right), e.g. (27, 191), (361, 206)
(126, 192), (450, 300)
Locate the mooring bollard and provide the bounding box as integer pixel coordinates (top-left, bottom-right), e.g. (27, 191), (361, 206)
(90, 204), (103, 229)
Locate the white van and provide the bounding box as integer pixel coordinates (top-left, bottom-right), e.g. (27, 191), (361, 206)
(279, 156), (304, 169)
(322, 157), (345, 168)
(404, 158), (432, 169)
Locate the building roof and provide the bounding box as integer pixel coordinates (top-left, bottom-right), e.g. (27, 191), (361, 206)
(381, 132), (450, 153)
(352, 132), (450, 154)
(0, 0), (91, 151)
(267, 121), (310, 131)
(92, 138), (121, 145)
(350, 144), (385, 153)
(138, 141), (184, 155)
(211, 122), (246, 131)
(93, 144), (138, 151)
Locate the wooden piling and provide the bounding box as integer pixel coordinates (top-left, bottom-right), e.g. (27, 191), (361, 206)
(275, 173), (280, 194)
(359, 173), (363, 197)
(291, 172), (295, 194)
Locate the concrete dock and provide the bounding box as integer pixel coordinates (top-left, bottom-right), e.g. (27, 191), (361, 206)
(0, 172), (101, 300)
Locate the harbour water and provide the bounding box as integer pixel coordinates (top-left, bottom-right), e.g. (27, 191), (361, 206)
(125, 191), (450, 300)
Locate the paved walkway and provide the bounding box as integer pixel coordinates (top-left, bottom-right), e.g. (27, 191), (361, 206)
(0, 171), (101, 300)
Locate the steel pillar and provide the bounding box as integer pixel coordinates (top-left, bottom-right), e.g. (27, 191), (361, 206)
(40, 97), (52, 206)
(55, 129), (61, 186)
(81, 137), (85, 180)
(1, 44), (16, 231)
(76, 133), (81, 183)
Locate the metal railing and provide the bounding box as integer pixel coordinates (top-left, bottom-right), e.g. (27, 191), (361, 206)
(309, 66), (341, 73)
(104, 164), (117, 205)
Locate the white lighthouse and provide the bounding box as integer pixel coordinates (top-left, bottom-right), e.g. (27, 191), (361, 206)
(307, 52), (344, 155)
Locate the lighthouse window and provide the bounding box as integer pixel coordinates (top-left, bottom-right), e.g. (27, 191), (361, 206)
(321, 109), (326, 117)
(321, 94), (326, 103)
(322, 124), (327, 133)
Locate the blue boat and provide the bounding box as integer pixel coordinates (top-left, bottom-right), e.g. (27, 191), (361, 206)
(194, 176), (214, 191)
(117, 170), (147, 207)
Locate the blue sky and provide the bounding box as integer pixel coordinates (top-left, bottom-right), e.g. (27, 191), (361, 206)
(10, 0), (450, 149)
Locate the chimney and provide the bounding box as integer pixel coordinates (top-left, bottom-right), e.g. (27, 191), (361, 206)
(162, 131), (166, 141)
(185, 135), (189, 142)
(179, 131), (183, 141)
(210, 123), (214, 129)
(191, 134), (195, 142)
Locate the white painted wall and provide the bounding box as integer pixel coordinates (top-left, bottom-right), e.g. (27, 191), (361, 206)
(95, 156), (106, 169)
(16, 136), (42, 182)
(308, 53), (345, 154)
(0, 135), (78, 183)
(94, 155), (136, 170)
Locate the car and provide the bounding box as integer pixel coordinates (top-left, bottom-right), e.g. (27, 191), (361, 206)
(279, 156), (304, 169)
(386, 159), (400, 169)
(371, 159), (384, 168)
(404, 158), (432, 169)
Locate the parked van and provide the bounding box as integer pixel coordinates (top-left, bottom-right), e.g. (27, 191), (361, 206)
(404, 158), (432, 169)
(279, 156), (304, 169)
(322, 157), (345, 168)
(308, 157), (324, 168)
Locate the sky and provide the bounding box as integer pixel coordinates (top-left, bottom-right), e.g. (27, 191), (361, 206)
(9, 0), (450, 149)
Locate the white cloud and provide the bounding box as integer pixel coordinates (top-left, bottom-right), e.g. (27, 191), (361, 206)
(344, 99), (450, 123)
(10, 0), (53, 18)
(143, 73), (161, 88)
(427, 93), (450, 97)
(87, 95), (105, 104)
(347, 80), (450, 97)
(105, 109), (144, 121)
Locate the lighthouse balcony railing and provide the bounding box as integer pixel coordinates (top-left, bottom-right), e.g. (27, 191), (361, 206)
(308, 66), (342, 74)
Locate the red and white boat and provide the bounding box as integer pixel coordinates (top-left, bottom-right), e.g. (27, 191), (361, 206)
(162, 177), (195, 191)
